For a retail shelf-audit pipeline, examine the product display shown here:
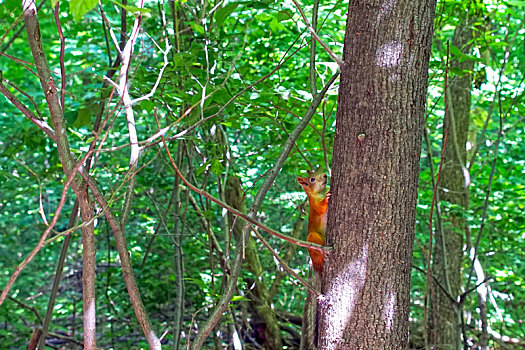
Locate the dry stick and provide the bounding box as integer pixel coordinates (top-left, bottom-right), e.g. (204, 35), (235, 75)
(424, 41), (451, 350)
(116, 1), (144, 230)
(186, 71), (339, 349)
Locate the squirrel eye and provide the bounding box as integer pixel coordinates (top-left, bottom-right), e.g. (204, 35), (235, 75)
(310, 178), (315, 183)
(323, 174), (327, 178)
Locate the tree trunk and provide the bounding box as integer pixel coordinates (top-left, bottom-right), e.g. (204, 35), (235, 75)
(430, 12), (476, 350)
(318, 1), (436, 349)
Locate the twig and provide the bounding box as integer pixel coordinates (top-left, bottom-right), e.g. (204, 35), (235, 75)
(0, 293), (43, 324)
(160, 139), (326, 252)
(0, 80), (55, 141)
(0, 154), (85, 307)
(140, 40), (307, 150)
(291, 0), (343, 67)
(250, 227), (319, 296)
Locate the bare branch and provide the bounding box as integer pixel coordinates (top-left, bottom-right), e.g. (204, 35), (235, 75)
(291, 0), (343, 67)
(0, 79), (56, 141)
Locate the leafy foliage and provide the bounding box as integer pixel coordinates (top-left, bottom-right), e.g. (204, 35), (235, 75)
(0, 0), (523, 348)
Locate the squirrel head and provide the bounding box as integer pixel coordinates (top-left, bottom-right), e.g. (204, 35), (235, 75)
(297, 171), (328, 194)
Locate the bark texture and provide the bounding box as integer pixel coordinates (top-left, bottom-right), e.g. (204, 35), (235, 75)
(430, 13), (476, 350)
(318, 1), (436, 349)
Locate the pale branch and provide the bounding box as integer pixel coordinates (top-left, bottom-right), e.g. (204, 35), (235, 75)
(117, 1), (144, 228)
(130, 36), (171, 105)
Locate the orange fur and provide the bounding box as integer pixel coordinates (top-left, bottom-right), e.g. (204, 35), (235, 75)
(297, 171), (330, 275)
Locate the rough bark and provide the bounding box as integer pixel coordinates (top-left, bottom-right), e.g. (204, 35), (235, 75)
(430, 13), (476, 350)
(318, 1), (436, 349)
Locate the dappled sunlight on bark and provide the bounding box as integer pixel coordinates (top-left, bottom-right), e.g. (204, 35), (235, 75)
(382, 289), (397, 332)
(376, 41), (403, 68)
(321, 244), (368, 350)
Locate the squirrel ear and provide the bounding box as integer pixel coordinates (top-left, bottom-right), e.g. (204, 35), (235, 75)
(307, 170), (313, 175)
(297, 177), (307, 186)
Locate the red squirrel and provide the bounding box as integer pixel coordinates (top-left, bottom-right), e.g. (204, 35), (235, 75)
(297, 171), (330, 275)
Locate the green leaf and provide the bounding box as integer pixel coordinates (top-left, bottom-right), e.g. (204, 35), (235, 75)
(191, 23), (205, 35)
(276, 9), (293, 21)
(231, 295), (250, 302)
(69, 0), (98, 21)
(448, 45), (463, 58)
(269, 18), (285, 32)
(73, 109), (92, 128)
(140, 100), (155, 113)
(215, 3), (239, 26)
(210, 159), (224, 176)
(505, 1), (525, 6)
(110, 0), (152, 17)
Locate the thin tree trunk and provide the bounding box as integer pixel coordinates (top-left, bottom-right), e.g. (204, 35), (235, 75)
(318, 1), (436, 349)
(21, 2), (98, 347)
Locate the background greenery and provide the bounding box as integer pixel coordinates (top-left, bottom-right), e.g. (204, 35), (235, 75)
(0, 0), (523, 348)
